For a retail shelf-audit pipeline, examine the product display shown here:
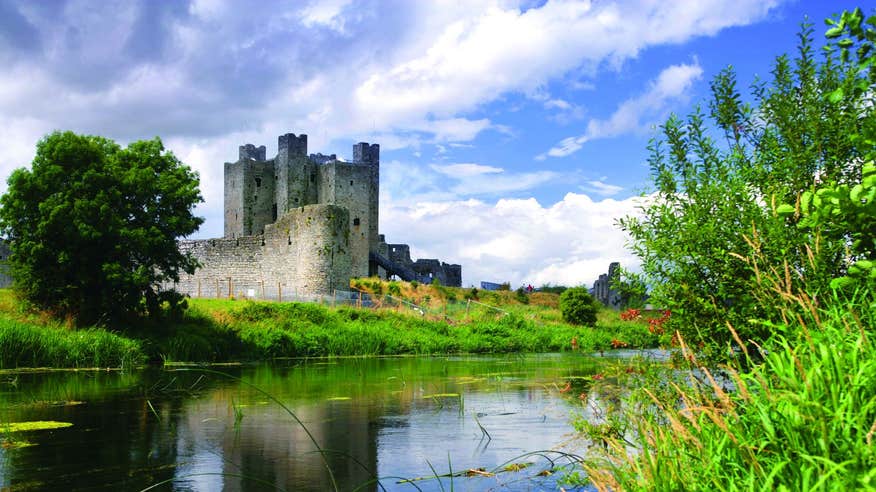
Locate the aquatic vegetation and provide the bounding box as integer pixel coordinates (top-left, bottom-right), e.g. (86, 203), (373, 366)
(1, 421), (73, 432)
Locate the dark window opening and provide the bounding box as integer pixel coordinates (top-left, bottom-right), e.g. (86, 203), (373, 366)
(272, 204), (278, 221)
(353, 217), (360, 226)
(350, 180), (353, 186)
(310, 174), (316, 183)
(294, 198), (299, 203)
(255, 177), (262, 187)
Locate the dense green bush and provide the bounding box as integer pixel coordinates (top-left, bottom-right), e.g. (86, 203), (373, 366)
(619, 10), (876, 351)
(558, 287), (598, 326)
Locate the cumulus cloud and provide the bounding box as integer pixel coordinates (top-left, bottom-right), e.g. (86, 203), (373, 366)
(381, 193), (646, 287)
(542, 61), (704, 158)
(0, 0), (779, 280)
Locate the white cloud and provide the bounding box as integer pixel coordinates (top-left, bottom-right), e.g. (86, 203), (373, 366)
(299, 0), (354, 32)
(544, 99), (572, 110)
(354, 0), (775, 126)
(0, 0), (778, 245)
(381, 192), (646, 287)
(582, 180), (623, 196)
(543, 61), (703, 158)
(431, 163), (504, 177)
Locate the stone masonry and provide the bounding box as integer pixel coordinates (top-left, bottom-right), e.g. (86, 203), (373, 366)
(170, 132), (461, 299)
(591, 261), (622, 309)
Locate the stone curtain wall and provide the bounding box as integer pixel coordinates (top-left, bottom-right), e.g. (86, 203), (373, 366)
(172, 204), (351, 298)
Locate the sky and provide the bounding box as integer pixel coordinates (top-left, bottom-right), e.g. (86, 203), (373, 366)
(0, 0), (865, 288)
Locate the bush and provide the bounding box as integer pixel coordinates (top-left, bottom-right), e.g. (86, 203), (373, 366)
(515, 287), (530, 304)
(559, 287), (598, 326)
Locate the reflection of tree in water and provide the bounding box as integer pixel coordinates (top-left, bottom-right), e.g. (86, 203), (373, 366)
(213, 402), (380, 492)
(0, 370), (193, 490)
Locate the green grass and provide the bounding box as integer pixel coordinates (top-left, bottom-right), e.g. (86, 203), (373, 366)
(577, 290), (876, 491)
(0, 317), (144, 369)
(0, 286), (659, 368)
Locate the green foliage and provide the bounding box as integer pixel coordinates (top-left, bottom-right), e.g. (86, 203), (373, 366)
(608, 266), (647, 309)
(583, 291), (876, 490)
(0, 131), (203, 325)
(537, 283), (568, 294)
(784, 161), (876, 291)
(619, 15), (876, 349)
(387, 281), (402, 296)
(514, 287), (530, 304)
(463, 287), (479, 301)
(558, 287), (598, 326)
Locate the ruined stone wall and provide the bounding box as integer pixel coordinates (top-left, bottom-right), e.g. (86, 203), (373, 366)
(381, 242), (462, 286)
(592, 262), (622, 309)
(173, 204), (351, 297)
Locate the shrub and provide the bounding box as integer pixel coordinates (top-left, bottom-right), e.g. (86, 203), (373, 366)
(559, 287), (598, 326)
(515, 287), (530, 304)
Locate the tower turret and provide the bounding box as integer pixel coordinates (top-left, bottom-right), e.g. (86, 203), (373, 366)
(239, 144), (267, 161)
(353, 142), (379, 164)
(278, 133), (307, 156)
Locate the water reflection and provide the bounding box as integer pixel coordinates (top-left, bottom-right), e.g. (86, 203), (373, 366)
(0, 354), (613, 491)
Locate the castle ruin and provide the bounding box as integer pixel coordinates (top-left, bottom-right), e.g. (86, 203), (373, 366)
(170, 132), (461, 299)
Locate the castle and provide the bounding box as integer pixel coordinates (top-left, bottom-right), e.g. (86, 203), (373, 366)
(170, 133), (461, 299)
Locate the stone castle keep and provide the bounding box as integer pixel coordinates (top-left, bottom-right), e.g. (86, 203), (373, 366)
(171, 132), (461, 299)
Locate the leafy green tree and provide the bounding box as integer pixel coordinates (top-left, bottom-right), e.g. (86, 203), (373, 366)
(619, 10), (875, 352)
(0, 131), (203, 325)
(559, 287), (599, 326)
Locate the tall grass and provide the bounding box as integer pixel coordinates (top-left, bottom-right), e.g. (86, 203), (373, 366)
(0, 318), (144, 369)
(580, 289), (876, 491)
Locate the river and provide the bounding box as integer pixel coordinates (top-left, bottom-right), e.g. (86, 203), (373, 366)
(0, 353), (645, 491)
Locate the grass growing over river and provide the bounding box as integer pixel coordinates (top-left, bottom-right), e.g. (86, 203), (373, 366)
(573, 291), (876, 491)
(0, 285), (657, 368)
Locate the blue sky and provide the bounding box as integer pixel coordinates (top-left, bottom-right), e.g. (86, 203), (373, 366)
(0, 0), (865, 287)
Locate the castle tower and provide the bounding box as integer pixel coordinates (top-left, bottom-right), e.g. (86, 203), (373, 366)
(224, 143), (275, 238)
(353, 143), (380, 276)
(276, 133), (316, 215)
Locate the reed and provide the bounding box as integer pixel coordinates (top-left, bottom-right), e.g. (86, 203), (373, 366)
(580, 289), (876, 491)
(0, 318), (144, 369)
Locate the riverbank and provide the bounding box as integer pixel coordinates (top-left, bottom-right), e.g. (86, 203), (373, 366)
(0, 286), (658, 369)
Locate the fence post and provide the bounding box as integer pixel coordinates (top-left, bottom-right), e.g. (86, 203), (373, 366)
(216, 279), (220, 299)
(278, 282), (282, 303)
(228, 278), (232, 299)
(261, 280), (265, 300)
(197, 279), (201, 298)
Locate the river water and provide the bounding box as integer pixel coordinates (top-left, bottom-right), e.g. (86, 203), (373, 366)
(0, 353), (636, 491)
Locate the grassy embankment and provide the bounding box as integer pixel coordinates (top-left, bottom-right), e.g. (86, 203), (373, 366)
(0, 280), (658, 369)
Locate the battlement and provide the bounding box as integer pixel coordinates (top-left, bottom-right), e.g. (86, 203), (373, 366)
(239, 144), (267, 161)
(310, 153), (337, 164)
(278, 133), (308, 156)
(353, 142), (379, 164)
